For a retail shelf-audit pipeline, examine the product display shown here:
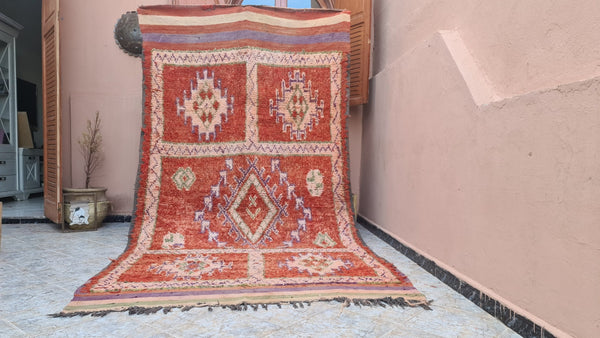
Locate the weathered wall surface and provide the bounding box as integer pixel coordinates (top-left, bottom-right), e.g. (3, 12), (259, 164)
(60, 0), (166, 213)
(362, 1), (600, 336)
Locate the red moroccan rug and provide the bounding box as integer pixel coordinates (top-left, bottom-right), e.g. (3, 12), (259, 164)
(58, 5), (428, 315)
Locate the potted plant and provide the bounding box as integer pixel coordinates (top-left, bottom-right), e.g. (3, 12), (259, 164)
(63, 111), (110, 230)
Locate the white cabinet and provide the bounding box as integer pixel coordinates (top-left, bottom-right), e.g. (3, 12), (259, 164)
(0, 151), (17, 193)
(0, 13), (22, 198)
(0, 13), (42, 200)
(18, 148), (42, 199)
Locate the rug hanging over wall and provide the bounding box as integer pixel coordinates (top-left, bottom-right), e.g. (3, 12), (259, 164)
(58, 5), (428, 315)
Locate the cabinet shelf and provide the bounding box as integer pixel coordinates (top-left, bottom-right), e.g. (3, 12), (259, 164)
(0, 12), (30, 199)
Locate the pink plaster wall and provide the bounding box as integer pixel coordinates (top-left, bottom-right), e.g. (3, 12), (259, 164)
(348, 106), (363, 212)
(373, 0), (600, 98)
(60, 0), (168, 214)
(363, 1), (600, 336)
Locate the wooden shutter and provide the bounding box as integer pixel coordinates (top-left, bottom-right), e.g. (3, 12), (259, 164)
(332, 0), (371, 106)
(42, 0), (62, 223)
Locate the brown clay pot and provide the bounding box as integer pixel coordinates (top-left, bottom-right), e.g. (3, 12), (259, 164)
(63, 187), (111, 230)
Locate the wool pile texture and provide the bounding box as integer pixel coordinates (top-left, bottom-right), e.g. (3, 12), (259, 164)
(58, 5), (428, 315)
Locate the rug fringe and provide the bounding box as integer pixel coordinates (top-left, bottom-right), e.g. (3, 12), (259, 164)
(49, 296), (432, 318)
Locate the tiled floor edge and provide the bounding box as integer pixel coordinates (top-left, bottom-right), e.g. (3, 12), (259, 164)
(2, 217), (53, 224)
(2, 215), (132, 224)
(104, 215), (132, 223)
(356, 215), (557, 338)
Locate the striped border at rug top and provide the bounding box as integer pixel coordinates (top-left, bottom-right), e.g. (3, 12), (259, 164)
(138, 10), (350, 28)
(138, 5), (350, 50)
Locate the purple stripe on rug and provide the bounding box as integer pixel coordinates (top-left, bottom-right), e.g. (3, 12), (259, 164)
(142, 30), (349, 45)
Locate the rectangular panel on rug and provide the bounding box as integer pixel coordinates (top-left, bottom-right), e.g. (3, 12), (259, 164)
(157, 155), (340, 250)
(56, 5), (429, 316)
(166, 65), (247, 143)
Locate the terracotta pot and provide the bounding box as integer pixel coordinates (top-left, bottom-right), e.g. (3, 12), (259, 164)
(63, 187), (111, 230)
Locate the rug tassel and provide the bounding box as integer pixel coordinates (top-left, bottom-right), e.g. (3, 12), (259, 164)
(50, 296), (432, 317)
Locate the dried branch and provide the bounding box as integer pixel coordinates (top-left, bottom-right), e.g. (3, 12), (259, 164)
(78, 111), (103, 188)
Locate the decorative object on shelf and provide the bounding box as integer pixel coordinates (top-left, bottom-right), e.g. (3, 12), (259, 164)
(63, 111), (110, 231)
(55, 5), (428, 316)
(114, 11), (142, 57)
(17, 111), (33, 148)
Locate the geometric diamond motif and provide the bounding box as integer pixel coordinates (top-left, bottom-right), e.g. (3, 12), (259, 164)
(227, 173), (278, 243)
(313, 232), (337, 248)
(171, 167), (196, 191)
(176, 69), (234, 141)
(194, 158), (313, 249)
(306, 169), (324, 197)
(148, 254), (232, 280)
(286, 84), (309, 127)
(269, 70), (324, 140)
(162, 232), (185, 249)
(279, 253), (353, 276)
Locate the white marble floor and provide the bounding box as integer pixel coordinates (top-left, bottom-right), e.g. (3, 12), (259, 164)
(0, 199), (519, 337)
(1, 195), (45, 219)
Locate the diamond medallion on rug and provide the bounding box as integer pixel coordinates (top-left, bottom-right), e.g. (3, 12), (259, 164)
(57, 5), (428, 316)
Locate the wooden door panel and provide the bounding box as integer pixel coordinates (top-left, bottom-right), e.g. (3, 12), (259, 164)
(42, 0), (62, 223)
(333, 0), (371, 106)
